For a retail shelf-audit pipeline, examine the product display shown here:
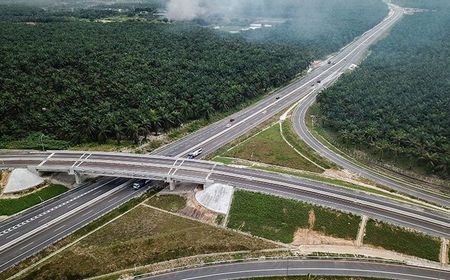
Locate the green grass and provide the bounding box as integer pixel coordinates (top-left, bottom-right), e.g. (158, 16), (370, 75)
(364, 219), (441, 262)
(227, 191), (360, 243)
(224, 124), (323, 173)
(146, 195), (187, 212)
(0, 184), (68, 216)
(281, 120), (335, 170)
(20, 206), (276, 280)
(69, 140), (137, 152)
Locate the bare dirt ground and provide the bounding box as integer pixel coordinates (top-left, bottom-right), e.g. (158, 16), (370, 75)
(178, 192), (219, 225)
(0, 170), (10, 193)
(292, 209), (354, 246)
(322, 169), (377, 189)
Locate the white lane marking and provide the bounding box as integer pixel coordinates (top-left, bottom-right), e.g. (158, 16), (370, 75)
(37, 152), (55, 167)
(76, 153), (91, 168)
(173, 7), (402, 158)
(0, 178), (117, 237)
(19, 241), (34, 251)
(81, 210), (94, 217)
(0, 180), (132, 252)
(53, 225), (67, 233)
(1, 186), (143, 273)
(167, 267), (442, 280)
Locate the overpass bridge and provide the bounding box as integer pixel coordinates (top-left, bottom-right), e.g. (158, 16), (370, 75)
(1, 151), (449, 239)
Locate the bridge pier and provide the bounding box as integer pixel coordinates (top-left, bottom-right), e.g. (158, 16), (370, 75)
(74, 172), (83, 185)
(168, 180), (177, 191)
(204, 180), (214, 189)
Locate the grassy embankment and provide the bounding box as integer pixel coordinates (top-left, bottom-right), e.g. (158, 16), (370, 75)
(0, 184), (68, 216)
(18, 205), (275, 280)
(228, 190), (361, 243)
(223, 121), (332, 173)
(229, 190), (442, 262)
(364, 219), (441, 262)
(146, 194), (187, 212)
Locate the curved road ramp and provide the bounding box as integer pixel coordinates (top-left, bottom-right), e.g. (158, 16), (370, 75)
(142, 259), (450, 280)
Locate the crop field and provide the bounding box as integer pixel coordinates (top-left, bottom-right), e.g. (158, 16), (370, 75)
(20, 205), (276, 280)
(227, 190), (361, 243)
(364, 219), (441, 261)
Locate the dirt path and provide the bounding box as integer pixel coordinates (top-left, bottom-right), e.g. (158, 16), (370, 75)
(299, 245), (446, 270)
(356, 216), (368, 247)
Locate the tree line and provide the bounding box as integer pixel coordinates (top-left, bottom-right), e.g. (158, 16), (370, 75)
(0, 0), (388, 148)
(317, 0), (450, 177)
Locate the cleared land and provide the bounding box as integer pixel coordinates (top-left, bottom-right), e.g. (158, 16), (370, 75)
(227, 190), (361, 243)
(20, 205), (276, 280)
(0, 184), (68, 216)
(224, 124), (323, 173)
(364, 219), (441, 262)
(146, 194), (187, 212)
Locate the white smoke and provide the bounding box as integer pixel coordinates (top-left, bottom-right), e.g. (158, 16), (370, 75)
(166, 0), (205, 21)
(166, 0), (254, 21)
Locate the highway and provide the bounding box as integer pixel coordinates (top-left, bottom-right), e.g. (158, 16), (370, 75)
(152, 3), (404, 159)
(142, 259), (450, 280)
(147, 3), (449, 208)
(0, 176), (154, 272)
(1, 152), (449, 240)
(0, 3), (448, 278)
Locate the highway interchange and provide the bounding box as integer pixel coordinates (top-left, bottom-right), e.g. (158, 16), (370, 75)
(0, 2), (449, 279)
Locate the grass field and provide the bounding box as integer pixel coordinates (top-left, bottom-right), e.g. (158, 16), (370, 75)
(281, 120), (335, 170)
(227, 191), (361, 243)
(0, 185), (68, 216)
(224, 124), (323, 173)
(146, 195), (187, 212)
(21, 205), (276, 280)
(364, 219), (441, 262)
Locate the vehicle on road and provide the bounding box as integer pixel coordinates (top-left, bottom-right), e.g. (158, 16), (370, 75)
(226, 123), (232, 128)
(188, 148), (203, 159)
(275, 96), (280, 100)
(230, 118), (235, 122)
(132, 179), (149, 190)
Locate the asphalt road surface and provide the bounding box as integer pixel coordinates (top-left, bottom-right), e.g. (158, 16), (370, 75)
(152, 4), (404, 160)
(1, 152), (448, 239)
(0, 177), (154, 273)
(151, 3), (449, 208)
(0, 3), (447, 278)
(142, 260), (450, 280)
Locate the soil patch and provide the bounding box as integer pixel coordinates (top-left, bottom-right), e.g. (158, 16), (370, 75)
(292, 228), (355, 246)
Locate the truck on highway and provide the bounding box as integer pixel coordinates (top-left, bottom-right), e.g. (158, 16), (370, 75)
(187, 148), (203, 159)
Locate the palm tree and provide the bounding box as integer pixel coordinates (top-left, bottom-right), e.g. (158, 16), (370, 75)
(148, 109), (161, 136)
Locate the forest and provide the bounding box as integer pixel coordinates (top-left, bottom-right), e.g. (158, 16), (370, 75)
(0, 0), (387, 148)
(317, 0), (450, 177)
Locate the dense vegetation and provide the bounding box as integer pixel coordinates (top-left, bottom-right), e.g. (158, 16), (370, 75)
(0, 0), (388, 148)
(316, 0), (450, 177)
(364, 219), (441, 261)
(228, 191), (361, 243)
